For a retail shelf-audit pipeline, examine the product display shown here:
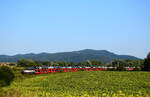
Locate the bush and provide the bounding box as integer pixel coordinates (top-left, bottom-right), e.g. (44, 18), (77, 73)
(0, 66), (15, 86)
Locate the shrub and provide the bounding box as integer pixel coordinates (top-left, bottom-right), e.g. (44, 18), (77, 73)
(0, 66), (15, 86)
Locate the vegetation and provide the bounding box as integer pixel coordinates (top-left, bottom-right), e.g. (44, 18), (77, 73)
(0, 66), (15, 86)
(16, 58), (143, 69)
(17, 59), (104, 67)
(8, 63), (17, 66)
(17, 59), (36, 67)
(143, 52), (150, 71)
(111, 59), (143, 67)
(1, 71), (150, 97)
(107, 59), (144, 71)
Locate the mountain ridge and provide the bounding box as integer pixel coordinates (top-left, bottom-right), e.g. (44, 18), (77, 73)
(0, 49), (140, 63)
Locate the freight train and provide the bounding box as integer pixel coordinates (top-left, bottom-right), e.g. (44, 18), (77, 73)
(22, 66), (134, 74)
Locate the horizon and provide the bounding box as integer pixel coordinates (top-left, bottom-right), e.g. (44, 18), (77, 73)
(0, 0), (150, 58)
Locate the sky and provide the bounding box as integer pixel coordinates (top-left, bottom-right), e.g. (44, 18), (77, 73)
(0, 0), (150, 58)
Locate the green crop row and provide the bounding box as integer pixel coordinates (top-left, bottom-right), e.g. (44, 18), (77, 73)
(1, 71), (150, 97)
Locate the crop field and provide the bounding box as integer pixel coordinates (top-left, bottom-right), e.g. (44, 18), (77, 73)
(1, 71), (150, 97)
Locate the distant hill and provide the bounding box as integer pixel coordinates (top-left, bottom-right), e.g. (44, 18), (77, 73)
(0, 49), (140, 63)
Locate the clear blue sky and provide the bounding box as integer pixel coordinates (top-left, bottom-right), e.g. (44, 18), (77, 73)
(0, 0), (150, 58)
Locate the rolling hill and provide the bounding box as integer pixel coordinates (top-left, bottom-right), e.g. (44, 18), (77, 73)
(0, 49), (140, 63)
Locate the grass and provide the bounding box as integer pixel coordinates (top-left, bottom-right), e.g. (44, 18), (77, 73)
(1, 71), (150, 97)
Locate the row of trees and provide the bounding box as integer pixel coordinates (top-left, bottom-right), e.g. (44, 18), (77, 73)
(107, 52), (150, 71)
(17, 59), (103, 67)
(111, 59), (144, 67)
(17, 59), (143, 68)
(17, 59), (144, 68)
(107, 59), (144, 70)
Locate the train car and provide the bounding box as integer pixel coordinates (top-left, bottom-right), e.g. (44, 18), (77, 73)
(22, 67), (35, 74)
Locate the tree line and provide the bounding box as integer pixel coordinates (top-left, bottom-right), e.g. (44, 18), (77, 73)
(17, 59), (103, 67)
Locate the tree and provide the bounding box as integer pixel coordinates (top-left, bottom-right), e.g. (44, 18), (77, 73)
(111, 60), (125, 71)
(90, 60), (102, 67)
(41, 61), (50, 66)
(143, 52), (150, 71)
(85, 60), (92, 67)
(0, 66), (15, 86)
(111, 60), (119, 67)
(17, 59), (36, 67)
(57, 61), (68, 66)
(76, 62), (82, 66)
(68, 62), (75, 66)
(50, 61), (55, 66)
(9, 63), (16, 66)
(35, 61), (43, 66)
(50, 61), (59, 66)
(117, 63), (125, 71)
(123, 59), (133, 67)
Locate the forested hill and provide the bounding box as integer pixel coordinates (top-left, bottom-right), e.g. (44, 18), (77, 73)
(0, 49), (140, 63)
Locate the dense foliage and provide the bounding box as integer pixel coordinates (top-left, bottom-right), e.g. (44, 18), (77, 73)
(17, 59), (104, 67)
(143, 52), (150, 71)
(17, 59), (36, 67)
(17, 58), (144, 70)
(1, 71), (150, 97)
(0, 66), (15, 86)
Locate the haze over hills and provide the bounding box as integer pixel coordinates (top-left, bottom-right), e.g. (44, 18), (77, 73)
(0, 49), (140, 63)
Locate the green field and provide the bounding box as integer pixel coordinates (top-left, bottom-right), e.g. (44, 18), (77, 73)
(1, 71), (150, 97)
